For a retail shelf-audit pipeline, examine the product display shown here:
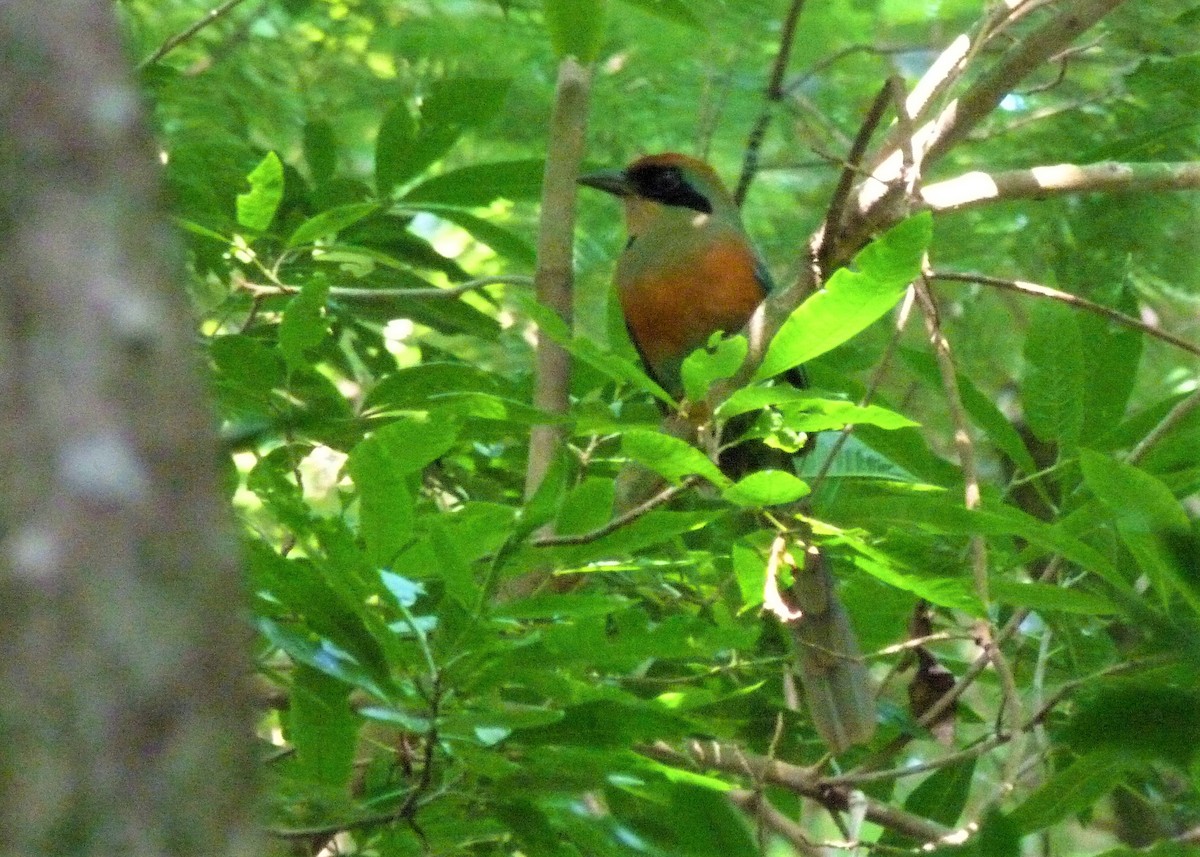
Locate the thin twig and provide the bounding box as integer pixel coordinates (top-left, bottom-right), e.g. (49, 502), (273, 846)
(1128, 388), (1200, 465)
(239, 274), (533, 301)
(639, 741), (954, 843)
(930, 270), (1200, 360)
(530, 478), (697, 548)
(729, 790), (823, 856)
(815, 79), (895, 277)
(734, 0), (808, 206)
(137, 0), (255, 70)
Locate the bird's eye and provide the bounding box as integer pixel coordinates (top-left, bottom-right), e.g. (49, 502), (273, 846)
(654, 169), (683, 193)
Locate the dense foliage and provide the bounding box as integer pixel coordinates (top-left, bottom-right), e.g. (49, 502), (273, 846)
(118, 1), (1200, 854)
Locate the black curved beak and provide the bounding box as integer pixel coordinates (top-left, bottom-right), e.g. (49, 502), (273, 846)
(577, 168), (634, 197)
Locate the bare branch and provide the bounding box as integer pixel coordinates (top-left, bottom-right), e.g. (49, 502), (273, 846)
(239, 274), (533, 301)
(530, 478), (697, 548)
(735, 0), (808, 205)
(525, 60), (591, 499)
(922, 161), (1200, 213)
(1129, 388), (1200, 466)
(639, 741), (954, 843)
(930, 270), (1200, 360)
(137, 0), (257, 70)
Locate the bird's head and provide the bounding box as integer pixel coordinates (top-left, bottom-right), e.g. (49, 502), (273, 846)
(578, 152), (739, 236)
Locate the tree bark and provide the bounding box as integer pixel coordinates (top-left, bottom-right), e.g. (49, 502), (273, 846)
(0, 3), (257, 855)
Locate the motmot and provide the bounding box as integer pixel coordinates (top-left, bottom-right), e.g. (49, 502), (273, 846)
(579, 153), (875, 751)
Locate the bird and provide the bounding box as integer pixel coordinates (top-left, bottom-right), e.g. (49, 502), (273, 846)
(578, 152), (875, 751)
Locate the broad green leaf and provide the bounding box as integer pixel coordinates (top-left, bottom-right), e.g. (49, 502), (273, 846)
(236, 150), (284, 231)
(402, 159), (545, 205)
(1022, 301), (1084, 447)
(1080, 449), (1196, 607)
(904, 758), (976, 827)
(375, 79), (512, 195)
(365, 362), (510, 412)
(902, 349), (1037, 475)
(754, 212), (930, 381)
(290, 664), (358, 789)
(989, 580), (1117, 615)
(303, 119), (338, 184)
(1007, 751), (1131, 834)
(278, 279), (330, 368)
(543, 0), (609, 62)
(210, 334), (284, 395)
(375, 101), (419, 195)
(722, 469), (810, 507)
(608, 780), (758, 857)
(622, 429), (728, 488)
(287, 202), (379, 248)
(1079, 289), (1143, 442)
(718, 386), (918, 431)
(617, 0), (703, 27)
(348, 417), (459, 566)
(1067, 680), (1200, 768)
(732, 541), (767, 608)
(347, 441), (414, 568)
(682, 334), (747, 402)
(555, 476), (615, 536)
(794, 433), (921, 483)
(1079, 450), (1190, 534)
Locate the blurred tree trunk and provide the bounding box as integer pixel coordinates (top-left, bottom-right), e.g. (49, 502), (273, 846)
(0, 4), (258, 856)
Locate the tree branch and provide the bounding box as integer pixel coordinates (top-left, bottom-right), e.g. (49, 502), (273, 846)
(525, 58), (591, 499)
(137, 0), (256, 70)
(530, 478), (697, 548)
(930, 270), (1200, 360)
(640, 741), (954, 843)
(734, 0), (808, 205)
(238, 274), (533, 301)
(921, 161), (1200, 213)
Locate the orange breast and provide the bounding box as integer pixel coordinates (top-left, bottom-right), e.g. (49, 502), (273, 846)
(619, 237), (767, 390)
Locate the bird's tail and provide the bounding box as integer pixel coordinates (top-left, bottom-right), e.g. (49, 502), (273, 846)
(783, 546), (875, 752)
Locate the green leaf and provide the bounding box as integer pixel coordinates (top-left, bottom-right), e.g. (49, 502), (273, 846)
(518, 294), (674, 405)
(411, 204), (537, 264)
(608, 780), (758, 857)
(287, 202), (379, 248)
(402, 159), (545, 206)
(375, 101), (419, 195)
(732, 542), (766, 608)
(555, 477), (615, 536)
(754, 213), (930, 381)
(348, 416), (460, 566)
(617, 0), (703, 27)
(290, 664), (358, 789)
(621, 429), (729, 488)
(236, 151), (284, 231)
(543, 0), (609, 62)
(1022, 301), (1084, 447)
(1007, 751), (1131, 834)
(278, 279), (330, 368)
(1066, 681), (1200, 767)
(722, 469), (810, 507)
(902, 349), (1037, 475)
(904, 758), (976, 827)
(303, 119), (338, 184)
(989, 580), (1117, 615)
(375, 79), (511, 194)
(1079, 290), (1143, 442)
(682, 334), (747, 402)
(1080, 449), (1197, 607)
